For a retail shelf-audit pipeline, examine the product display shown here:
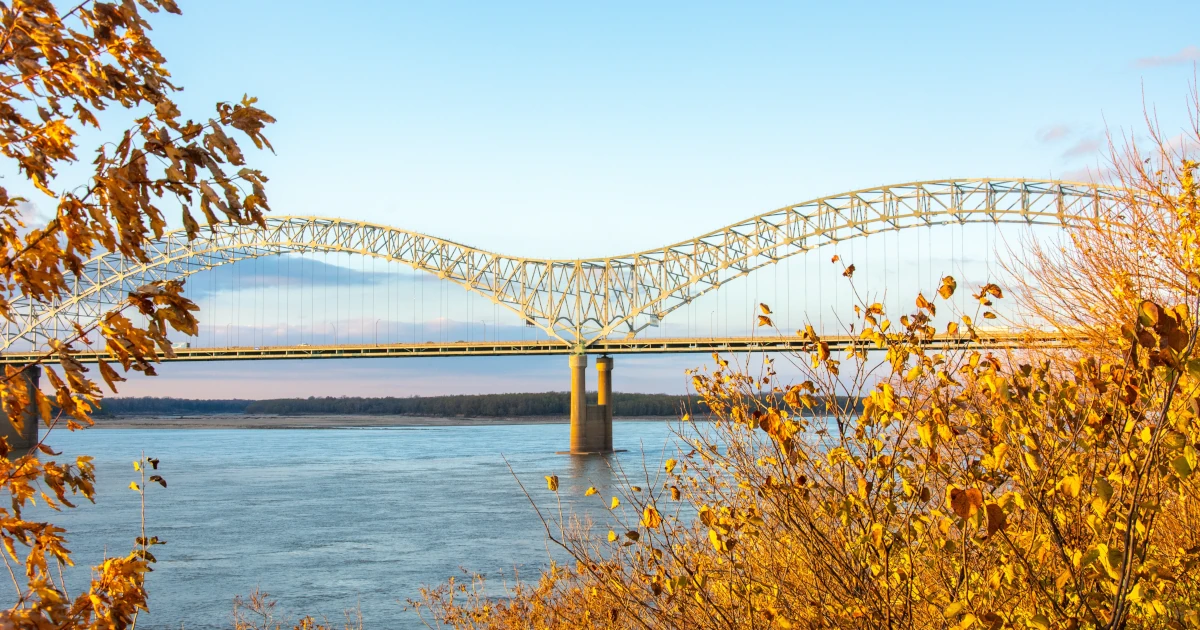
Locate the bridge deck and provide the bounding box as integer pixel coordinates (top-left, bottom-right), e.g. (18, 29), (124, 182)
(0, 333), (1078, 364)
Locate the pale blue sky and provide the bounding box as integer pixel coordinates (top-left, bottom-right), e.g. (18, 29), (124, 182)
(41, 0), (1200, 398)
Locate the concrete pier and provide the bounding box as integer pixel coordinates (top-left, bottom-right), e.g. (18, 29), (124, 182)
(568, 354), (590, 452)
(566, 354), (615, 454)
(596, 356), (613, 451)
(1, 367), (40, 454)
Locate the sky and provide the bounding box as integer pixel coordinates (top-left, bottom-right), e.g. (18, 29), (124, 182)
(14, 1), (1200, 398)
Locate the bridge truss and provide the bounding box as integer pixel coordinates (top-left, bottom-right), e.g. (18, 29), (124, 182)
(2, 178), (1122, 354)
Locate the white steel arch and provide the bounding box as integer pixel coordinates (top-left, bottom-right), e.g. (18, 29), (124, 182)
(1, 178), (1123, 352)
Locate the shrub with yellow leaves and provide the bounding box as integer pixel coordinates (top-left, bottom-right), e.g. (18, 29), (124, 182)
(417, 102), (1200, 629)
(0, 1), (274, 626)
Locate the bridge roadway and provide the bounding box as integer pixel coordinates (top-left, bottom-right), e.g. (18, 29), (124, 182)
(0, 331), (1078, 364)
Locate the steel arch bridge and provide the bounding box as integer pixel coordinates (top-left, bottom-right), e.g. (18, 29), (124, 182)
(2, 178), (1122, 353)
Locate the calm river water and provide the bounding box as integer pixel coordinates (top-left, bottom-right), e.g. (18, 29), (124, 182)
(27, 420), (683, 629)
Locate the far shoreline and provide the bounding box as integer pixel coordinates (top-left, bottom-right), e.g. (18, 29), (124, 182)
(86, 414), (686, 430)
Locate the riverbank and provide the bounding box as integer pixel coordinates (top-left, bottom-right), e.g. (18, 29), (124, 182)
(86, 414), (679, 430)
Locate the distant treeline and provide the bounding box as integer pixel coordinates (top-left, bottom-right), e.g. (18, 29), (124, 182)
(244, 392), (701, 417)
(94, 393), (862, 418)
(93, 393), (700, 418)
(93, 398), (250, 416)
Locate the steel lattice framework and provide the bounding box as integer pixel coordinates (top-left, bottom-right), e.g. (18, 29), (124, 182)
(1, 178), (1123, 353)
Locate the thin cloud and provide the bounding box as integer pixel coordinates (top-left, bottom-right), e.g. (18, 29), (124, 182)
(1037, 125), (1071, 143)
(1162, 132), (1200, 156)
(1135, 45), (1200, 68)
(1062, 137), (1103, 159)
(183, 255), (392, 297)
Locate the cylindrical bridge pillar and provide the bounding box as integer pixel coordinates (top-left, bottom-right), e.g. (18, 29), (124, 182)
(2, 366), (40, 455)
(569, 354), (590, 453)
(596, 356), (613, 452)
(567, 354), (615, 454)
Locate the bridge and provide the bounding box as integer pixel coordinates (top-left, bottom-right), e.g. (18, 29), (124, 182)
(0, 332), (1078, 363)
(1, 178), (1120, 454)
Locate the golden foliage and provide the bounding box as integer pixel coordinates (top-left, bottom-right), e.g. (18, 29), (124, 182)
(417, 101), (1200, 629)
(0, 1), (273, 625)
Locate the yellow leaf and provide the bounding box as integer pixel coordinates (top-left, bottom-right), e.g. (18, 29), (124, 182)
(608, 530), (617, 542)
(545, 475), (559, 492)
(129, 481), (140, 492)
(757, 315), (773, 327)
(938, 276), (957, 299)
(916, 293), (936, 316)
(1060, 475), (1082, 498)
(642, 505), (663, 529)
(610, 496), (620, 509)
(585, 486), (598, 496)
(759, 303), (772, 315)
(133, 461), (141, 471)
(664, 459), (677, 474)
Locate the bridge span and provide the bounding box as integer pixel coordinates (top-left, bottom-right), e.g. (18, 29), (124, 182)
(1, 178), (1119, 454)
(0, 331), (1081, 364)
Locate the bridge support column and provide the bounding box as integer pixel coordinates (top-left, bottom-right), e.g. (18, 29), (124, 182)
(1, 367), (40, 455)
(596, 356), (613, 452)
(566, 354), (613, 454)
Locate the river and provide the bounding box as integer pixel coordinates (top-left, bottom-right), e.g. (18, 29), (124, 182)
(25, 420), (684, 629)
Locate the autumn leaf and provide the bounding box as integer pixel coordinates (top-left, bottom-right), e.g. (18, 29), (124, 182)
(842, 264), (855, 278)
(985, 503), (1006, 537)
(642, 505), (663, 529)
(938, 276), (957, 299)
(1173, 455), (1193, 478)
(758, 315), (773, 327)
(585, 486), (598, 496)
(949, 487), (983, 519)
(664, 459), (677, 474)
(759, 303), (772, 315)
(545, 475), (559, 492)
(610, 496), (620, 509)
(916, 292), (936, 316)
